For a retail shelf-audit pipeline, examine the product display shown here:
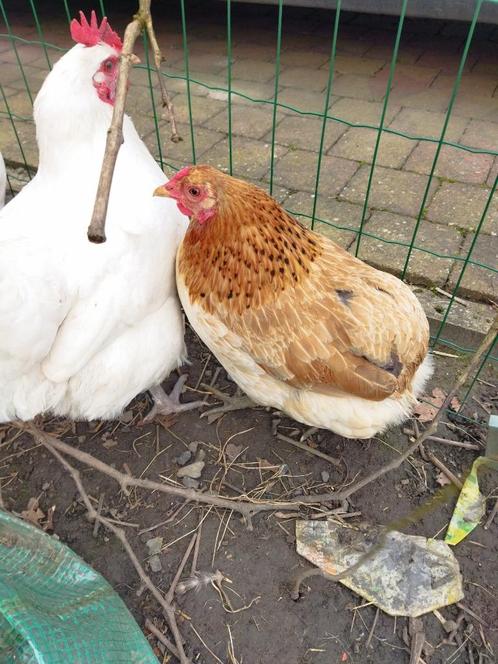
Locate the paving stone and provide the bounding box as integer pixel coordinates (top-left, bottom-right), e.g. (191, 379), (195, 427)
(388, 87), (452, 113)
(460, 119), (498, 152)
(0, 116), (38, 168)
(264, 114), (346, 152)
(0, 43), (44, 66)
(279, 66), (330, 92)
(431, 73), (498, 98)
(227, 59), (276, 84)
(416, 51), (477, 75)
(283, 190), (362, 247)
(201, 137), (288, 180)
(204, 79), (274, 105)
(452, 94), (498, 121)
(3, 91), (33, 119)
(340, 164), (438, 217)
(388, 108), (467, 142)
(209, 105), (276, 140)
(1, 62), (35, 85)
(357, 211), (464, 287)
(330, 127), (415, 169)
(363, 42), (425, 65)
(320, 55), (386, 76)
(231, 42), (280, 62)
(447, 232), (498, 302)
(280, 49), (329, 68)
(487, 158), (498, 187)
(329, 97), (400, 127)
(144, 122), (225, 166)
(376, 63), (442, 88)
(170, 95), (228, 126)
(331, 74), (387, 102)
(404, 143), (494, 185)
(277, 87), (328, 114)
(270, 149), (358, 194)
(426, 182), (498, 235)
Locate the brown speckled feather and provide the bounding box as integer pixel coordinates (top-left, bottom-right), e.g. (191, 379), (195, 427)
(177, 167), (429, 402)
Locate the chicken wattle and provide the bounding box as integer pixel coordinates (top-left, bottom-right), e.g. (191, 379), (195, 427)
(154, 165), (433, 439)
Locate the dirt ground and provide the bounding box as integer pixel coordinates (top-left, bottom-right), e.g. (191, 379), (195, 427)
(1, 326), (497, 664)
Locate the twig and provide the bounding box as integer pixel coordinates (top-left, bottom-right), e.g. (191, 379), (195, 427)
(191, 516), (203, 574)
(276, 433), (341, 468)
(484, 497), (498, 530)
(87, 0), (179, 243)
(40, 441), (191, 664)
(166, 533), (197, 604)
(0, 478), (4, 510)
(142, 11), (181, 143)
(425, 450), (464, 489)
(471, 396), (491, 415)
(366, 607), (380, 649)
(435, 287), (468, 306)
(426, 436), (480, 451)
(92, 492), (104, 538)
(145, 619), (180, 660)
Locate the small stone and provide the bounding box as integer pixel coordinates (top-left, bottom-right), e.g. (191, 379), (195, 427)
(182, 477), (200, 489)
(41, 482), (50, 491)
(401, 479), (410, 485)
(78, 436), (86, 443)
(321, 471), (330, 483)
(102, 439), (118, 449)
(188, 441), (199, 454)
(120, 410), (133, 424)
(177, 461), (205, 479)
(145, 536), (163, 556)
(149, 555), (163, 573)
(174, 450), (192, 466)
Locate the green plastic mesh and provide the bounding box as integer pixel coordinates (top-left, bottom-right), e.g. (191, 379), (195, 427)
(0, 509), (158, 664)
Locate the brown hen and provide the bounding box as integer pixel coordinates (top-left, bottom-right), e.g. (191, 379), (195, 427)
(154, 165), (432, 438)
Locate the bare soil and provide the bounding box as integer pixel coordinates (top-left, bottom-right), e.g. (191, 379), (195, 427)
(1, 328), (497, 664)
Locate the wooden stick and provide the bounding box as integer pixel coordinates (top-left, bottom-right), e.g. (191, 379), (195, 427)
(276, 433), (341, 468)
(87, 13), (142, 243)
(425, 450), (463, 489)
(87, 0), (179, 243)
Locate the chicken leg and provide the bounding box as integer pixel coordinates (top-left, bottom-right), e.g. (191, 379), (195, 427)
(200, 386), (256, 423)
(144, 374), (204, 422)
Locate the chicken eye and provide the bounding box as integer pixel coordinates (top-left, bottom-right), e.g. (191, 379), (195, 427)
(188, 186), (200, 197)
(103, 59), (114, 71)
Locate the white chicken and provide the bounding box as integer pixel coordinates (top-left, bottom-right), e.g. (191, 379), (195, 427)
(0, 11), (199, 422)
(0, 151), (6, 209)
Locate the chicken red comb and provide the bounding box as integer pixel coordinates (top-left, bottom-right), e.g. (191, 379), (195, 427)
(70, 10), (122, 51)
(170, 166), (192, 182)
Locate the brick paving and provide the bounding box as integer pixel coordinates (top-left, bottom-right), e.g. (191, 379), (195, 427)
(1, 2), (497, 303)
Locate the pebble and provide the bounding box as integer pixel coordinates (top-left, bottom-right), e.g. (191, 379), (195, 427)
(149, 555), (162, 573)
(182, 477), (200, 489)
(321, 471), (330, 483)
(174, 450), (192, 466)
(177, 461), (205, 479)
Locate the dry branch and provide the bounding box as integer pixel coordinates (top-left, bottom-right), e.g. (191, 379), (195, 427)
(39, 440), (191, 664)
(87, 0), (178, 243)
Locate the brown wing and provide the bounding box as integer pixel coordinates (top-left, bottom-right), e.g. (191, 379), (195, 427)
(216, 239), (429, 401)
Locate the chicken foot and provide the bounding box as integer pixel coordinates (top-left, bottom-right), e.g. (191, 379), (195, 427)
(200, 386), (256, 423)
(144, 374), (204, 422)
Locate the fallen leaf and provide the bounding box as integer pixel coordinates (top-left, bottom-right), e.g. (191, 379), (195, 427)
(20, 497), (45, 527)
(415, 387), (449, 422)
(450, 396), (461, 412)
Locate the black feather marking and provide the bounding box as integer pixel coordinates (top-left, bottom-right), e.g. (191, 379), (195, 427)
(336, 289), (354, 306)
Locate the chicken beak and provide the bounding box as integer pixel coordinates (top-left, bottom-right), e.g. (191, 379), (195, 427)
(153, 184), (171, 198)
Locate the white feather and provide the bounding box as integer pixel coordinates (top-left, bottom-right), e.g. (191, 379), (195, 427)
(0, 42), (187, 422)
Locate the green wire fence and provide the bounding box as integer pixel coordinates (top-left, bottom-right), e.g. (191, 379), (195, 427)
(0, 0), (496, 419)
